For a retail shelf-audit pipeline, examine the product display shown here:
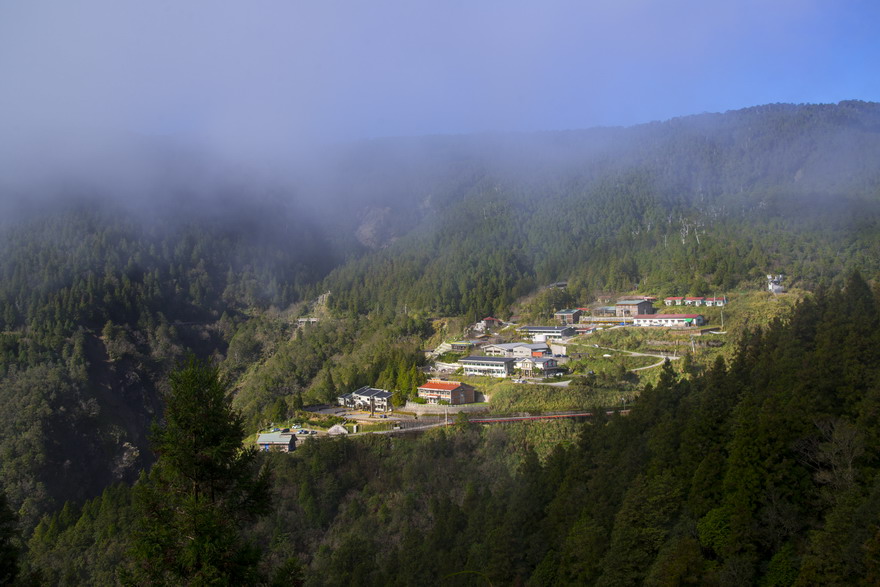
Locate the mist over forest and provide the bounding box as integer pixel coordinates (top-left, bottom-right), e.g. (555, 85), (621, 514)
(1, 101), (880, 584)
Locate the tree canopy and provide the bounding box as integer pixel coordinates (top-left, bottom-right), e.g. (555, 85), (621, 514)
(127, 357), (271, 586)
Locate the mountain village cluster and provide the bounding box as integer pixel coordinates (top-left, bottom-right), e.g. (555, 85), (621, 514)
(352, 292), (730, 407)
(257, 291), (732, 451)
(258, 275), (797, 450)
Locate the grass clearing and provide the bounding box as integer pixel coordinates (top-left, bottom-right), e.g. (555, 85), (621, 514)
(489, 382), (637, 414)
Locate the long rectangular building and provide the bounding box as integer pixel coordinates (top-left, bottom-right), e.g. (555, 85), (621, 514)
(483, 342), (550, 357)
(516, 326), (575, 342)
(256, 432), (295, 452)
(459, 356), (515, 378)
(633, 314), (705, 327)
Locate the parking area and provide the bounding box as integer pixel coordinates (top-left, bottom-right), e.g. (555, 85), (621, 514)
(306, 405), (413, 422)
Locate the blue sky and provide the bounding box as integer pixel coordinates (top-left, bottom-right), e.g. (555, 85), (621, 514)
(1, 0), (879, 155)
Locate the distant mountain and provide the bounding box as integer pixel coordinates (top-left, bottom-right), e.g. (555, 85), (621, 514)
(318, 100), (880, 319)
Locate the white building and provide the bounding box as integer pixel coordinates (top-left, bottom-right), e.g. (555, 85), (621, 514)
(768, 274), (785, 294)
(633, 314), (705, 327)
(514, 356), (560, 377)
(482, 342), (550, 358)
(338, 386), (393, 412)
(458, 356), (515, 378)
(516, 326), (575, 342)
(704, 297), (728, 307)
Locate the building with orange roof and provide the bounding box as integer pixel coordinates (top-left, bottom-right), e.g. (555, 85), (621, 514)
(417, 379), (475, 405)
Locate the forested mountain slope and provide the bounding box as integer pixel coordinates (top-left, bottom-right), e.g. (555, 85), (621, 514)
(321, 101), (880, 318)
(1, 100), (880, 543)
(0, 196), (339, 527)
(22, 274), (880, 585)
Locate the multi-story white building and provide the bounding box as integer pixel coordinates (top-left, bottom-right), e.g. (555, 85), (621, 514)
(458, 356), (515, 377)
(514, 356), (560, 377)
(338, 386), (393, 412)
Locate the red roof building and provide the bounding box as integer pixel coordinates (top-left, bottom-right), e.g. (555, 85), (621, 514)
(417, 379), (476, 405)
(477, 316), (505, 332)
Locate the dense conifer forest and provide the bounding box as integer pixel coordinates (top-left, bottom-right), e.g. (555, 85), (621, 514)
(1, 101), (880, 583)
(17, 273), (880, 585)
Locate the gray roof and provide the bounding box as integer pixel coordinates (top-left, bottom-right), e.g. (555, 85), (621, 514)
(353, 386), (392, 400)
(517, 326), (575, 333)
(533, 357), (557, 365)
(616, 299), (650, 305)
(257, 432), (294, 445)
(486, 342), (548, 351)
(487, 342), (518, 349)
(517, 355), (556, 362)
(460, 355), (515, 364)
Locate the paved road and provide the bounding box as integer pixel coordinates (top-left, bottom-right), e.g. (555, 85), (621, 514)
(631, 357), (675, 371)
(524, 345), (678, 386)
(542, 378), (572, 387)
(590, 345), (679, 371)
(344, 409), (631, 437)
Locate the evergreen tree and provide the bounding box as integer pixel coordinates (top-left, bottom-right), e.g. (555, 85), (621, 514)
(0, 492), (19, 585)
(127, 357), (271, 585)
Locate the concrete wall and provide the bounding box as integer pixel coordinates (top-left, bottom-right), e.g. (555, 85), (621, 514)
(403, 401), (490, 415)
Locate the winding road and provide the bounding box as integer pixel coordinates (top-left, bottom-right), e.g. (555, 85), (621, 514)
(539, 346), (678, 386)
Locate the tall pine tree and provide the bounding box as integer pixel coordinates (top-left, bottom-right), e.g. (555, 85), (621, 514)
(127, 357), (271, 585)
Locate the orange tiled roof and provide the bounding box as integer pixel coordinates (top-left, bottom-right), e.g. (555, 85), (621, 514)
(419, 380), (462, 392)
